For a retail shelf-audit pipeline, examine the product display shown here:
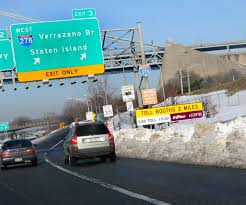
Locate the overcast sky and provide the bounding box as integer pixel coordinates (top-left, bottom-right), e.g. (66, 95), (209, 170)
(1, 0), (246, 122)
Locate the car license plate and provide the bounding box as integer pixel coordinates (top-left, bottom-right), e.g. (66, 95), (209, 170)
(15, 158), (22, 162)
(83, 137), (104, 143)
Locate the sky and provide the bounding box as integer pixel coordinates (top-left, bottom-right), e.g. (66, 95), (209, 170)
(1, 0), (246, 121)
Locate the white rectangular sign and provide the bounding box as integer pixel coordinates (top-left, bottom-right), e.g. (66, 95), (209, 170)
(86, 112), (93, 121)
(136, 115), (171, 126)
(121, 85), (135, 102)
(103, 105), (114, 117)
(126, 101), (134, 112)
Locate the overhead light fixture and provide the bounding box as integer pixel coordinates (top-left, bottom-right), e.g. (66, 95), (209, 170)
(88, 74), (95, 79)
(48, 84), (53, 87)
(82, 80), (87, 84)
(13, 87), (17, 91)
(70, 81), (76, 85)
(43, 79), (49, 85)
(60, 82), (64, 86)
(25, 86), (29, 90)
(2, 89), (5, 92)
(92, 78), (98, 83)
(37, 85), (41, 88)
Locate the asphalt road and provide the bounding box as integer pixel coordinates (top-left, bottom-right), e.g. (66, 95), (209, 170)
(1, 128), (246, 205)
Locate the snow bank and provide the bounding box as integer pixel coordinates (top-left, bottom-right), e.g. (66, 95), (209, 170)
(114, 117), (246, 169)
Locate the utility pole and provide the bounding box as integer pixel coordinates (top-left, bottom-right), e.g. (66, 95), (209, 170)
(103, 75), (108, 105)
(137, 22), (149, 89)
(131, 23), (143, 108)
(187, 69), (191, 94)
(179, 68), (184, 94)
(0, 72), (3, 89)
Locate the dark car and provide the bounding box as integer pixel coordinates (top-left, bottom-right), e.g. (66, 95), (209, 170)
(0, 139), (37, 169)
(63, 121), (116, 165)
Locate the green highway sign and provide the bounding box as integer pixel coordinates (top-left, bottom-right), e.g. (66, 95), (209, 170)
(0, 30), (8, 40)
(72, 8), (96, 19)
(10, 18), (104, 82)
(0, 39), (15, 71)
(0, 122), (9, 131)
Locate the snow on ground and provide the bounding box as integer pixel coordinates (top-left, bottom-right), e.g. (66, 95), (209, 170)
(114, 117), (246, 168)
(113, 90), (246, 168)
(162, 90), (246, 123)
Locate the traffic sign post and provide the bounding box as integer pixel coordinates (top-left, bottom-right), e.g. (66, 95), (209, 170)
(121, 85), (135, 102)
(72, 8), (96, 19)
(139, 65), (151, 77)
(86, 112), (96, 122)
(136, 102), (203, 126)
(126, 101), (134, 112)
(103, 105), (114, 117)
(141, 88), (158, 105)
(11, 18), (104, 82)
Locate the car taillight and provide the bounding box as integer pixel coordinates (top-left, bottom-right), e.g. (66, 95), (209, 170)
(26, 149), (35, 155)
(71, 130), (78, 145)
(1, 152), (11, 157)
(108, 132), (114, 142)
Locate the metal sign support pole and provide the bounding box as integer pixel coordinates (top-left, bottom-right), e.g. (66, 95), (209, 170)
(0, 72), (4, 89)
(137, 22), (149, 89)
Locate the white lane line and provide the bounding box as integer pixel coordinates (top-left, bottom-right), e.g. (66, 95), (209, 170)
(49, 139), (64, 151)
(44, 156), (170, 205)
(45, 137), (171, 204)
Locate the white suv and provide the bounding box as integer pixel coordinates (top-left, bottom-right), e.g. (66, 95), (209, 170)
(63, 121), (116, 165)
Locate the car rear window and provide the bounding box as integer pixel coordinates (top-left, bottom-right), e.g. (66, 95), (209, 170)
(2, 140), (32, 150)
(77, 124), (108, 136)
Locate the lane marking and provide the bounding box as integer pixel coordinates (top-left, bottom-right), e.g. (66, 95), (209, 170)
(44, 156), (170, 205)
(44, 139), (171, 205)
(49, 139), (64, 151)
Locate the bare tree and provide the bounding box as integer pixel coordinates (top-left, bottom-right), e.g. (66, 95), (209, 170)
(11, 116), (32, 127)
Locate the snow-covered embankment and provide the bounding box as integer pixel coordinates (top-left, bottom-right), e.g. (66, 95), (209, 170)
(114, 117), (246, 169)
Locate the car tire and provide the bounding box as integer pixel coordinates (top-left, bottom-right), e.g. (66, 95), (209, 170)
(32, 158), (38, 166)
(64, 155), (69, 165)
(1, 165), (6, 170)
(68, 154), (77, 166)
(109, 152), (116, 162)
(100, 156), (107, 162)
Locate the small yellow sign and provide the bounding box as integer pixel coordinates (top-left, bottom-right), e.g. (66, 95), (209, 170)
(59, 122), (65, 128)
(92, 112), (97, 122)
(136, 102), (203, 118)
(17, 64), (104, 82)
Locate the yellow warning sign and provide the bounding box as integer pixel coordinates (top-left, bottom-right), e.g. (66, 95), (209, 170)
(136, 102), (203, 118)
(59, 122), (65, 128)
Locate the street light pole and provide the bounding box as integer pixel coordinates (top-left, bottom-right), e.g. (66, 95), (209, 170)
(179, 68), (184, 94)
(157, 64), (166, 102)
(103, 75), (108, 105)
(83, 95), (90, 112)
(187, 69), (191, 94)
